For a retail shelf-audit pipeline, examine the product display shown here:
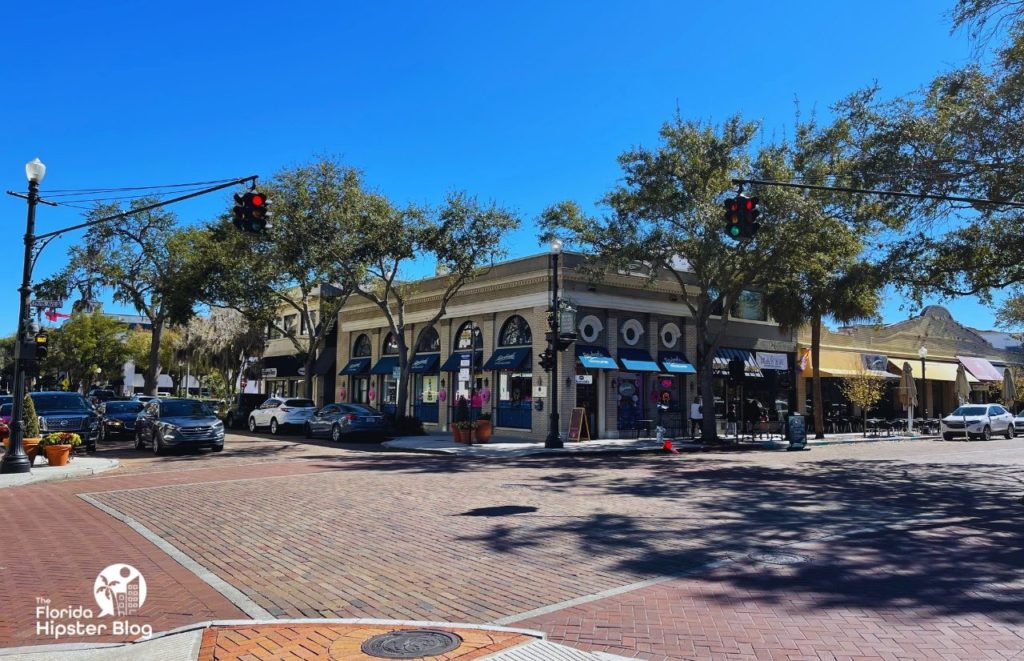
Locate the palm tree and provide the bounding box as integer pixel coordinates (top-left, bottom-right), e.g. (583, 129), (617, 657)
(95, 574), (120, 608)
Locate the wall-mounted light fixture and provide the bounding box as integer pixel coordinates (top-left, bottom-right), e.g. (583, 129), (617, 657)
(440, 377), (446, 388)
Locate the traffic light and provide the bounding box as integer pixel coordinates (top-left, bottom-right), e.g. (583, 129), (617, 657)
(538, 349), (554, 371)
(744, 196), (760, 238)
(723, 197), (742, 239)
(728, 357), (745, 384)
(34, 331), (48, 361)
(233, 191), (271, 234)
(232, 193), (246, 231)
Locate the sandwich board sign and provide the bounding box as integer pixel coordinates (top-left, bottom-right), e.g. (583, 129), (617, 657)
(567, 407), (591, 442)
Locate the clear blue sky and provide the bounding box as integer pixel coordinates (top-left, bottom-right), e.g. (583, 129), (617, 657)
(0, 0), (1000, 333)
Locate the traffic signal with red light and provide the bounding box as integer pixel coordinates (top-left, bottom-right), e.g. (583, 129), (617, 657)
(723, 197), (742, 239)
(723, 195), (761, 240)
(746, 196), (760, 237)
(234, 191), (271, 234)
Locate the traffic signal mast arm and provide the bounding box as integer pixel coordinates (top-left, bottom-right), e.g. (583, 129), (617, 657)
(731, 178), (1024, 209)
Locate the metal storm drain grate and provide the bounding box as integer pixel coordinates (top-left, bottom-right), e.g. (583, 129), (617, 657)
(748, 550), (812, 565)
(359, 629), (463, 659)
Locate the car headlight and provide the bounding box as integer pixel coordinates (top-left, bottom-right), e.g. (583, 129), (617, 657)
(162, 424), (180, 439)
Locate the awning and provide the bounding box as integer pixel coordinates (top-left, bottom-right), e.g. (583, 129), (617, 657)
(618, 348), (660, 372)
(440, 350), (483, 372)
(483, 347), (531, 370)
(957, 356), (1003, 381)
(887, 358), (977, 382)
(714, 348), (763, 378)
(311, 346), (336, 376)
(263, 354), (304, 378)
(812, 350), (895, 379)
(576, 345), (618, 370)
(408, 353), (440, 374)
(658, 351), (696, 374)
(338, 357), (371, 375)
(370, 356), (400, 375)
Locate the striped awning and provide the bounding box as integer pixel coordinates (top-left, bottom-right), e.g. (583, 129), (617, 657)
(714, 348), (763, 378)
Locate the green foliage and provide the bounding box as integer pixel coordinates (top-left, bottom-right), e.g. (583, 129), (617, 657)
(49, 312), (129, 392)
(840, 370), (887, 412)
(40, 432), (82, 447)
(22, 394), (39, 438)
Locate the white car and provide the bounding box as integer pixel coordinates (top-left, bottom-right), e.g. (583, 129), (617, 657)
(248, 397), (317, 435)
(940, 404), (1015, 441)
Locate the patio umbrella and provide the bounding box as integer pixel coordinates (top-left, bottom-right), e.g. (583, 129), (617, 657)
(1002, 368), (1017, 412)
(955, 363), (971, 406)
(899, 361), (917, 434)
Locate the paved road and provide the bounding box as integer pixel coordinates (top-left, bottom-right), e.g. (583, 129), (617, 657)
(1, 433), (1021, 659)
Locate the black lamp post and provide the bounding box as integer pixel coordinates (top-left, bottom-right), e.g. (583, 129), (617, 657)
(1, 158), (46, 475)
(918, 345), (928, 419)
(545, 239), (564, 448)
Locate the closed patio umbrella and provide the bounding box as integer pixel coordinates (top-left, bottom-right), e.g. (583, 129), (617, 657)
(955, 363), (971, 406)
(899, 361), (917, 434)
(1002, 368), (1017, 413)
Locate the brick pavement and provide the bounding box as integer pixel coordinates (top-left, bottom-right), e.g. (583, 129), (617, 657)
(2, 434), (1022, 659)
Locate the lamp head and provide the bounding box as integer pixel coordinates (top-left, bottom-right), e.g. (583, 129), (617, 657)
(25, 158), (46, 184)
(550, 238), (563, 255)
(918, 346), (928, 359)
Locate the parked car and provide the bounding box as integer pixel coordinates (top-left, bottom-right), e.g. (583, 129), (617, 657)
(31, 392), (102, 452)
(940, 404), (1015, 441)
(248, 397), (317, 435)
(304, 403), (388, 441)
(222, 393), (268, 430)
(134, 398), (224, 455)
(131, 394), (157, 405)
(97, 400), (146, 441)
(0, 395), (12, 408)
(0, 403), (11, 426)
(87, 389), (117, 406)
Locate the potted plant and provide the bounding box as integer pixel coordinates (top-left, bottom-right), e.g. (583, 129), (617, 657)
(39, 432), (82, 467)
(22, 394), (42, 466)
(454, 420), (476, 444)
(474, 412), (493, 443)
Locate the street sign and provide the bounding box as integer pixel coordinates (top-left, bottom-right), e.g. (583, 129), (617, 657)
(262, 368), (277, 378)
(392, 367), (401, 379)
(29, 300), (62, 308)
(575, 374), (593, 384)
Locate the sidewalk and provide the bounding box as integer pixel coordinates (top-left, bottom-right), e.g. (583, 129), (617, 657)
(383, 430), (937, 457)
(0, 619), (632, 660)
(0, 456), (119, 489)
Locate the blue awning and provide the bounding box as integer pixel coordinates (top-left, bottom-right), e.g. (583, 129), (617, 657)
(713, 347), (763, 378)
(618, 348), (660, 372)
(576, 345), (618, 370)
(483, 347), (531, 370)
(370, 356), (400, 375)
(338, 357), (370, 375)
(659, 351), (696, 374)
(440, 350), (483, 372)
(408, 353), (440, 374)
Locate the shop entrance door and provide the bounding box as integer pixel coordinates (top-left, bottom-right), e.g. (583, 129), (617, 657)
(576, 375), (599, 439)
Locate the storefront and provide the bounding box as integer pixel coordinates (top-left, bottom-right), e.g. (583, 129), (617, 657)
(575, 345), (617, 439)
(712, 348), (795, 423)
(261, 355), (306, 398)
(485, 347), (532, 429)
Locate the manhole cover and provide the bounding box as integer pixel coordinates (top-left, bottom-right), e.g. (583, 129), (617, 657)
(748, 551), (811, 565)
(359, 629), (463, 659)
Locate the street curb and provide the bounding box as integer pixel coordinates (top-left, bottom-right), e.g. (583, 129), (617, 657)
(0, 458), (119, 489)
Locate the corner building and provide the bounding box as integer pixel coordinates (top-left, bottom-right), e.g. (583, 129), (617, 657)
(333, 253), (796, 441)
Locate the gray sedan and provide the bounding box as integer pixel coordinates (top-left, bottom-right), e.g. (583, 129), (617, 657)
(304, 403), (387, 442)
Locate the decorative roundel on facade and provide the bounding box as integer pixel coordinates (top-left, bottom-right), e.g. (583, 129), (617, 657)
(661, 322), (681, 348)
(620, 319), (644, 346)
(578, 315), (603, 343)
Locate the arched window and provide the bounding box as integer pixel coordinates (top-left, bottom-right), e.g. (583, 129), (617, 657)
(415, 327), (440, 353)
(352, 333), (371, 357)
(382, 332), (399, 355)
(454, 321), (482, 350)
(499, 315), (532, 346)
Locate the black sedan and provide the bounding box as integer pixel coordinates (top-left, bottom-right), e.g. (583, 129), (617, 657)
(32, 392), (101, 452)
(97, 400), (146, 441)
(304, 403), (387, 442)
(135, 398), (225, 455)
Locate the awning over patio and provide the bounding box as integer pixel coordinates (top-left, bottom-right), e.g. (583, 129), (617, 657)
(812, 350), (895, 379)
(713, 348), (763, 378)
(887, 358), (977, 382)
(957, 356), (1003, 382)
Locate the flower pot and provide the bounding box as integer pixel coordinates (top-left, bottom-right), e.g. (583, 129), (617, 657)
(474, 421), (492, 443)
(23, 438), (41, 466)
(43, 444), (72, 467)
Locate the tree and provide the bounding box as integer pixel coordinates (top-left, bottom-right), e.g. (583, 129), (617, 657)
(337, 189), (520, 419)
(185, 309), (266, 398)
(839, 368), (887, 437)
(124, 327), (181, 393)
(42, 200), (198, 395)
(48, 312), (128, 393)
(188, 158), (364, 397)
(540, 114), (816, 442)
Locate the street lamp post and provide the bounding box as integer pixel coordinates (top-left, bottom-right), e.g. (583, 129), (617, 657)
(545, 239), (563, 448)
(1, 158), (46, 474)
(918, 346), (928, 420)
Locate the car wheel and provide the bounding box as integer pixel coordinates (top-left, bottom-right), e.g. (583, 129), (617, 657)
(331, 424), (342, 442)
(982, 425), (991, 441)
(304, 423), (312, 439)
(153, 435), (165, 456)
(942, 433), (953, 441)
(134, 430), (144, 450)
(270, 418), (279, 435)
(86, 444), (96, 453)
(248, 417), (257, 433)
(211, 444), (224, 452)
(1006, 424), (1015, 439)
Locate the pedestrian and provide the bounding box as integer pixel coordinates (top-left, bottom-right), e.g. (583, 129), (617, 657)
(726, 402), (738, 438)
(690, 396), (702, 437)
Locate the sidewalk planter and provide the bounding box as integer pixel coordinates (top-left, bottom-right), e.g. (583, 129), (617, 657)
(453, 421), (475, 444)
(23, 438), (41, 466)
(43, 444), (72, 467)
(474, 419), (493, 443)
(39, 432), (82, 467)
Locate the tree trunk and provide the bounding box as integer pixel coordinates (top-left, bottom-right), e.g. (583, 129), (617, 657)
(145, 319), (164, 396)
(700, 346), (717, 443)
(303, 354), (315, 400)
(396, 337), (410, 418)
(811, 313), (825, 439)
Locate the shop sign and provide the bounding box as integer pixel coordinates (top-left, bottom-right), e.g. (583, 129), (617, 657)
(575, 375), (593, 385)
(458, 368), (470, 381)
(262, 368), (277, 378)
(756, 352), (788, 370)
(533, 385), (547, 398)
(297, 367), (306, 376)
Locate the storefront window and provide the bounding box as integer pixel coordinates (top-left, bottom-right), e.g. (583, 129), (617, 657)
(454, 321), (483, 350)
(497, 372), (532, 428)
(416, 327), (440, 353)
(383, 333), (399, 355)
(499, 316), (532, 346)
(352, 376), (369, 404)
(383, 375), (397, 410)
(616, 374), (644, 431)
(352, 334), (371, 357)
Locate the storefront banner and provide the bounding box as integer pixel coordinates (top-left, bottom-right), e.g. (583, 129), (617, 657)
(862, 354), (888, 372)
(797, 347), (812, 372)
(755, 352), (788, 370)
(576, 345), (618, 370)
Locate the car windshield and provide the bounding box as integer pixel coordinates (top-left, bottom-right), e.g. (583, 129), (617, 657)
(0, 404), (10, 416)
(160, 400), (213, 417)
(345, 404), (381, 415)
(285, 399), (316, 408)
(951, 406), (988, 416)
(31, 394), (90, 412)
(106, 402), (144, 414)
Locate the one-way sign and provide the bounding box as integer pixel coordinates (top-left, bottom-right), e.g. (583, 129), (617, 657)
(29, 300), (62, 308)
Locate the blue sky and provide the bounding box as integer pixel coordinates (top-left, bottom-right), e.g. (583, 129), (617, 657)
(0, 0), (999, 333)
